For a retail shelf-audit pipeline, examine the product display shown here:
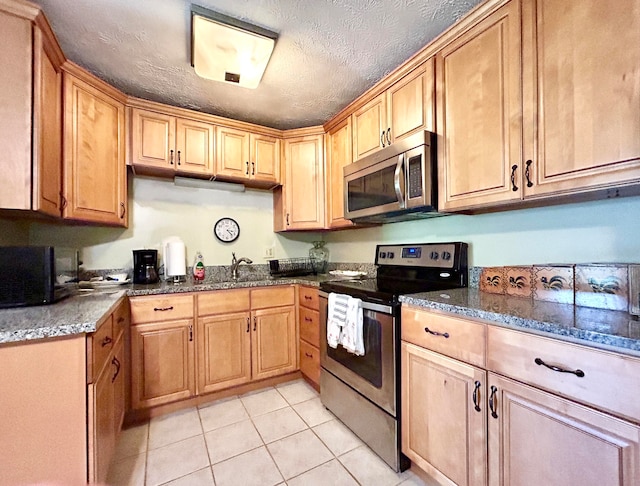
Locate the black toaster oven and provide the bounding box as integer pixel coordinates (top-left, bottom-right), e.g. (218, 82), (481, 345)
(0, 246), (78, 308)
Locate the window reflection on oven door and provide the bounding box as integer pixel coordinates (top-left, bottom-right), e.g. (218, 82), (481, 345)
(319, 295), (397, 416)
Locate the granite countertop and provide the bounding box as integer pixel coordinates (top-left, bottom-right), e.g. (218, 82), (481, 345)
(0, 290), (126, 345)
(400, 288), (640, 358)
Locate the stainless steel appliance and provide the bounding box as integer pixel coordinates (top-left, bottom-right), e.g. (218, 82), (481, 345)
(344, 131), (441, 223)
(319, 242), (468, 471)
(133, 249), (159, 284)
(0, 246), (78, 308)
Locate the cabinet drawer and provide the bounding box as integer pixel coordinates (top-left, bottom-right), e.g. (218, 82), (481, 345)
(130, 294), (194, 324)
(298, 286), (319, 310)
(198, 289), (250, 316)
(487, 326), (640, 423)
(251, 286), (295, 309)
(401, 306), (486, 367)
(299, 307), (320, 347)
(112, 298), (129, 340)
(300, 340), (320, 385)
(89, 314), (114, 383)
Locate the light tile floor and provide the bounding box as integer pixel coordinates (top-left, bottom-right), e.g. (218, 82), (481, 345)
(108, 379), (431, 486)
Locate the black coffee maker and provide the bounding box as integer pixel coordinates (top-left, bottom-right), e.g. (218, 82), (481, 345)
(133, 249), (159, 284)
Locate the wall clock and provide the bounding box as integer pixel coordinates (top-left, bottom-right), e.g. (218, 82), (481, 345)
(214, 217), (240, 243)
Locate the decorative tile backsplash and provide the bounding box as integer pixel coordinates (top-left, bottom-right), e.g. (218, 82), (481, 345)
(480, 263), (636, 312)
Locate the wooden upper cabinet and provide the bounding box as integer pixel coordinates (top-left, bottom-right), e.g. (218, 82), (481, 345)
(280, 134), (325, 230)
(131, 108), (214, 176)
(216, 126), (280, 184)
(437, 0), (523, 212)
(62, 68), (127, 226)
(326, 117), (354, 228)
(352, 93), (386, 161)
(521, 0), (640, 197)
(0, 7), (64, 217)
(387, 59), (434, 144)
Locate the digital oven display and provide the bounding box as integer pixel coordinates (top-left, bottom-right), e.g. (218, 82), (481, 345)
(402, 247), (421, 258)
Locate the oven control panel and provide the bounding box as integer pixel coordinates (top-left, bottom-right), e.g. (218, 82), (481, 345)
(376, 243), (459, 268)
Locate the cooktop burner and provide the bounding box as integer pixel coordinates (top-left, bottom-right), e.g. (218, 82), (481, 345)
(320, 242), (468, 305)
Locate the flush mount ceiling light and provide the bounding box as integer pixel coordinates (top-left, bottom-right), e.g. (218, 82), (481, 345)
(191, 5), (278, 89)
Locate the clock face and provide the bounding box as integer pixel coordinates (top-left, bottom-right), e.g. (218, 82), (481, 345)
(214, 218), (240, 243)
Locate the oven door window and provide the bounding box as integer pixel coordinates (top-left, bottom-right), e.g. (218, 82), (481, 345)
(327, 310), (383, 388)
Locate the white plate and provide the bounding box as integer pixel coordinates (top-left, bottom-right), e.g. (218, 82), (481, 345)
(329, 270), (367, 277)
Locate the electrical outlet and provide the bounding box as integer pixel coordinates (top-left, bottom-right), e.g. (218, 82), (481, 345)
(264, 247), (274, 259)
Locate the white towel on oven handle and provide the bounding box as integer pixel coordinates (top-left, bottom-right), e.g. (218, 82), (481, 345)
(340, 297), (364, 356)
(327, 292), (349, 349)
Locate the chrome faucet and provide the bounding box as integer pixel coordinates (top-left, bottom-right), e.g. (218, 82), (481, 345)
(231, 252), (253, 280)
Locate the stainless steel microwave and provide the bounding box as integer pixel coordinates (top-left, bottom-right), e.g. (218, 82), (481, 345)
(343, 131), (441, 223)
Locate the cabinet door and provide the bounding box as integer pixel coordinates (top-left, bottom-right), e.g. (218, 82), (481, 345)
(401, 342), (487, 486)
(252, 306), (297, 381)
(197, 312), (251, 394)
(250, 134), (280, 183)
(131, 319), (195, 409)
(522, 0), (640, 197)
(63, 73), (126, 225)
(216, 126), (250, 179)
(326, 117), (355, 228)
(352, 93), (386, 160)
(175, 118), (214, 176)
(283, 135), (325, 230)
(131, 108), (176, 170)
(387, 59), (434, 144)
(33, 27), (62, 217)
(89, 350), (116, 484)
(488, 373), (640, 486)
(437, 0), (522, 211)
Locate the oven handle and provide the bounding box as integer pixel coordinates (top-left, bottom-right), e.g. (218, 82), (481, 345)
(319, 291), (394, 315)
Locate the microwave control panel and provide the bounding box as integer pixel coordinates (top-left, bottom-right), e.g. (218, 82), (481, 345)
(376, 243), (458, 268)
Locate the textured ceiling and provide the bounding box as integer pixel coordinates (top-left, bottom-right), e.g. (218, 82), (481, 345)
(33, 0), (482, 130)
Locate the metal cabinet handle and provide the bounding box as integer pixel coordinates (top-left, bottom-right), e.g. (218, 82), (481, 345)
(286, 214), (290, 226)
(386, 127), (391, 145)
(305, 352), (313, 358)
(489, 385), (498, 419)
(304, 317), (313, 322)
(472, 380), (481, 412)
(381, 131), (386, 148)
(101, 335), (113, 347)
(170, 149), (174, 165)
(253, 316), (257, 332)
(60, 194), (67, 211)
(424, 327), (449, 338)
(189, 325), (193, 342)
(304, 295), (312, 300)
(117, 317), (125, 324)
(251, 162), (255, 175)
(177, 150), (181, 165)
(120, 202), (126, 219)
(510, 165), (518, 191)
(535, 357), (585, 378)
(525, 160), (533, 187)
(153, 306), (174, 312)
(246, 317), (250, 333)
(246, 161), (249, 175)
(111, 356), (121, 383)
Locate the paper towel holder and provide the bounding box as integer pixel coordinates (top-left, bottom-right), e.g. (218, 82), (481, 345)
(163, 236), (187, 283)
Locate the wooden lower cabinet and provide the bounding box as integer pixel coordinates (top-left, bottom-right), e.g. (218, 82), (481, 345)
(130, 319), (196, 409)
(197, 312), (251, 394)
(252, 305), (296, 380)
(401, 341), (487, 486)
(488, 373), (640, 486)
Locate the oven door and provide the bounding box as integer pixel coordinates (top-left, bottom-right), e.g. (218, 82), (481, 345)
(319, 292), (398, 416)
(344, 154), (405, 221)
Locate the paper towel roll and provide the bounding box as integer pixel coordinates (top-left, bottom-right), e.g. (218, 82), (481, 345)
(165, 240), (186, 277)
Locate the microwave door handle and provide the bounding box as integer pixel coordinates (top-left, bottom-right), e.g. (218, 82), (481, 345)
(394, 154), (406, 209)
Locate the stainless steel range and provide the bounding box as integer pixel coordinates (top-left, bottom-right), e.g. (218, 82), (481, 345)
(319, 242), (468, 471)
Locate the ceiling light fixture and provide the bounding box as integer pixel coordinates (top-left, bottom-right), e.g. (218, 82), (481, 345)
(191, 5), (278, 89)
(174, 176), (246, 192)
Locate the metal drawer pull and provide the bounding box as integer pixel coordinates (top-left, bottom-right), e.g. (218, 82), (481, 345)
(117, 317), (125, 323)
(525, 159), (533, 187)
(304, 317), (313, 322)
(489, 385), (498, 419)
(510, 164), (518, 191)
(305, 352), (313, 358)
(253, 316), (257, 331)
(153, 306), (174, 311)
(246, 317), (250, 333)
(424, 327), (449, 338)
(101, 336), (113, 347)
(534, 358), (585, 378)
(111, 356), (121, 383)
(472, 380), (481, 412)
(304, 295), (313, 300)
